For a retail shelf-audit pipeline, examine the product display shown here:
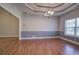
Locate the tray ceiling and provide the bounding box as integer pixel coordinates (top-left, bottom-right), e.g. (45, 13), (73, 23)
(14, 3), (79, 16)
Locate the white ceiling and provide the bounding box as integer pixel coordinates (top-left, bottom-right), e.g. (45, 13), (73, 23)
(14, 3), (79, 16)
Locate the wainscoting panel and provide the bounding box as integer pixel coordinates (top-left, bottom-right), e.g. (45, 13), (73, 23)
(21, 31), (59, 38)
(20, 31), (79, 43)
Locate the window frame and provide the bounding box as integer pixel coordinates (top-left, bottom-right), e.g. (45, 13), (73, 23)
(64, 18), (79, 38)
(65, 27), (75, 36)
(75, 18), (79, 37)
(76, 27), (79, 37)
(64, 19), (76, 37)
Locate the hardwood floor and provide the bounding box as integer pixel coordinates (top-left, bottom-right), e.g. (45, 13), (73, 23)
(0, 37), (79, 55)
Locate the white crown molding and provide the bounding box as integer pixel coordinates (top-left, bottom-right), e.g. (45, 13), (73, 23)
(25, 3), (79, 16)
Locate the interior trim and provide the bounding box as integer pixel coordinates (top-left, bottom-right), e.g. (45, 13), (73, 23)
(20, 36), (59, 40)
(20, 36), (79, 45)
(25, 3), (77, 15)
(56, 3), (76, 13)
(34, 3), (64, 8)
(59, 37), (79, 45)
(0, 36), (19, 37)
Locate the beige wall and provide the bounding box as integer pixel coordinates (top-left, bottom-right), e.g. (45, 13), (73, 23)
(59, 7), (79, 31)
(21, 14), (58, 31)
(0, 3), (22, 19)
(0, 7), (19, 37)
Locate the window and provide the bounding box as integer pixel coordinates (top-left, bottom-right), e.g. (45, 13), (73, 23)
(76, 18), (79, 36)
(65, 19), (75, 35)
(65, 18), (79, 37)
(76, 28), (79, 36)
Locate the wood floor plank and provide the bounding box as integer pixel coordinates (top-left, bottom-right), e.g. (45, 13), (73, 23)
(0, 37), (79, 55)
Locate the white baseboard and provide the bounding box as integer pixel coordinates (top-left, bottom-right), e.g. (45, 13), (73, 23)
(0, 35), (18, 37)
(1, 36), (79, 45)
(20, 36), (59, 40)
(0, 36), (18, 37)
(20, 36), (79, 45)
(59, 36), (79, 45)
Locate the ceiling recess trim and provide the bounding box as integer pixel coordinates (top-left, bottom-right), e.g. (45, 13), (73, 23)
(35, 3), (64, 8)
(25, 3), (79, 16)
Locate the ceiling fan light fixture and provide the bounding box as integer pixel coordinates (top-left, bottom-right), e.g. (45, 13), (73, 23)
(51, 12), (54, 15)
(44, 12), (49, 16)
(44, 11), (54, 16)
(48, 11), (51, 14)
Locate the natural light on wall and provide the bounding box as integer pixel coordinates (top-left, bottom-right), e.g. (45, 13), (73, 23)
(65, 18), (79, 37)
